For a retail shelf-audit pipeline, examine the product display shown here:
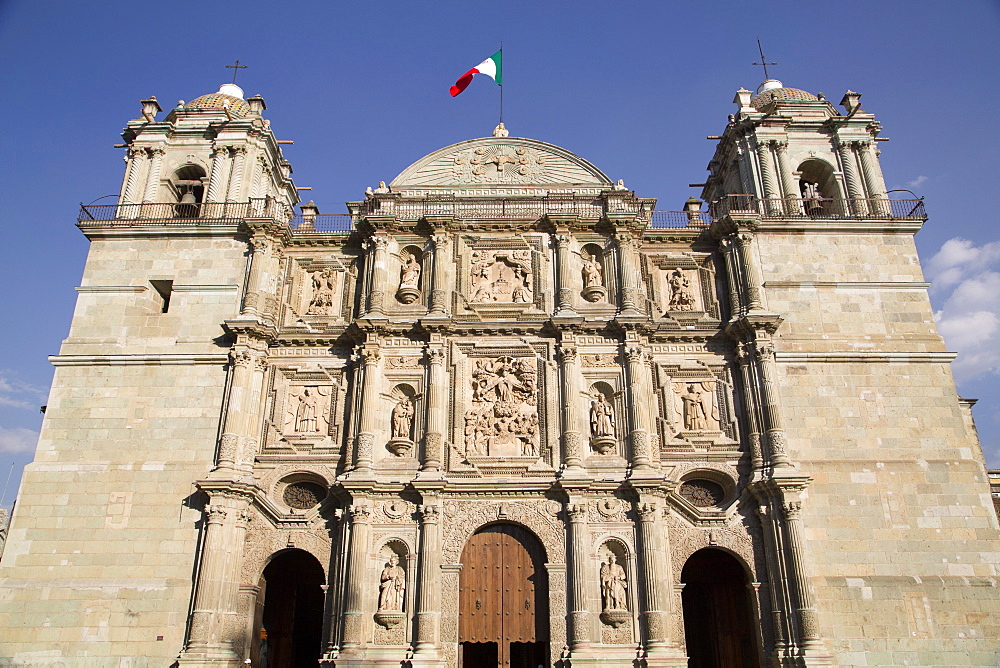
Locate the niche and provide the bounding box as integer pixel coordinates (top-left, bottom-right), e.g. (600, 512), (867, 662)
(386, 384), (417, 457)
(171, 164), (207, 217)
(580, 243), (607, 302)
(396, 245), (423, 304)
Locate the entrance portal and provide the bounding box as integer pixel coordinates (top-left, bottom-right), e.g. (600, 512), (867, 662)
(459, 523), (549, 667)
(254, 549), (325, 668)
(681, 548), (760, 668)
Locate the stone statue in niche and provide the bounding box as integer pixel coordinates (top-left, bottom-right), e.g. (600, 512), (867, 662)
(582, 252), (603, 288)
(589, 393), (617, 454)
(391, 398), (413, 439)
(666, 267), (696, 311)
(464, 356), (539, 458)
(285, 386), (331, 435)
(675, 381), (720, 432)
(396, 250), (421, 304)
(600, 553), (629, 628)
(306, 268), (337, 315)
(378, 554), (405, 611)
(468, 250), (533, 304)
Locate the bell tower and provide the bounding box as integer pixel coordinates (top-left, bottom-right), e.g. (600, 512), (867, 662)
(702, 79), (890, 217)
(117, 82), (298, 215)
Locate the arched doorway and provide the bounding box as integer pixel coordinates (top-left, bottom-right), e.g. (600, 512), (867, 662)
(459, 523), (549, 667)
(253, 549), (325, 668)
(681, 548), (760, 668)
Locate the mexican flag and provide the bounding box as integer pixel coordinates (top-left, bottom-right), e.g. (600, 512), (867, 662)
(450, 50), (502, 97)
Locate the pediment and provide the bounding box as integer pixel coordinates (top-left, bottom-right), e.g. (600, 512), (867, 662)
(389, 136), (613, 195)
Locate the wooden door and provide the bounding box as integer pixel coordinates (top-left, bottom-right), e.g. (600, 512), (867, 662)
(459, 524), (549, 667)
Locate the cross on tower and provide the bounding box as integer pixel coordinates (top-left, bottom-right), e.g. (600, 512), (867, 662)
(225, 59), (248, 84)
(752, 39), (777, 80)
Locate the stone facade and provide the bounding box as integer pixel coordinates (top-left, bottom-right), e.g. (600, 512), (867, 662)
(0, 79), (998, 668)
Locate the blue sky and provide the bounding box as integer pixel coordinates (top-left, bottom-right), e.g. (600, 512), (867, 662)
(1, 0), (999, 509)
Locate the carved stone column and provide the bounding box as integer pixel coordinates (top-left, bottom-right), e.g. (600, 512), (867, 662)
(429, 233), (449, 315)
(836, 139), (866, 214)
(754, 504), (790, 656)
(754, 140), (780, 210)
(636, 502), (672, 658)
(753, 341), (791, 468)
(422, 347), (446, 472)
(781, 497), (821, 649)
(180, 495), (252, 664)
(554, 233), (576, 315)
(412, 504), (443, 663)
(614, 232), (643, 315)
(857, 140), (890, 215)
(141, 147), (165, 203)
(366, 236), (390, 316)
(226, 147), (247, 202)
(566, 503), (593, 650)
(242, 234), (271, 317)
(772, 140), (799, 215)
(736, 343), (764, 471)
(735, 232), (765, 311)
(206, 145), (232, 203)
(718, 236), (743, 319)
(624, 344), (653, 472)
(216, 347), (260, 471)
(558, 344), (586, 473)
(353, 346), (381, 473)
(340, 505), (373, 652)
(121, 147), (146, 206)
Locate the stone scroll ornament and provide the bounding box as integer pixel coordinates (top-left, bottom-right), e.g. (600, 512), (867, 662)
(306, 268), (337, 315)
(463, 356), (539, 457)
(599, 553), (629, 628)
(468, 250), (533, 304)
(285, 386), (332, 434)
(374, 554), (406, 629)
(666, 267), (696, 311)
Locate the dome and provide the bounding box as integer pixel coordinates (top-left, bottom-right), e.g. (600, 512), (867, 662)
(750, 81), (819, 110)
(186, 83), (251, 117)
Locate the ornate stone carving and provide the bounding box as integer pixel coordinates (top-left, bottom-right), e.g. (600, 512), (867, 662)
(385, 356), (420, 369)
(581, 252), (606, 302)
(589, 392), (617, 454)
(600, 554), (629, 625)
(582, 353), (618, 367)
(674, 381), (720, 432)
(469, 250), (533, 304)
(464, 356), (539, 458)
(386, 398), (415, 457)
(285, 386), (331, 434)
(666, 267), (697, 311)
(396, 250), (421, 304)
(376, 554), (406, 613)
(306, 268), (337, 315)
(282, 481), (327, 509)
(679, 480), (725, 507)
(218, 433), (239, 462)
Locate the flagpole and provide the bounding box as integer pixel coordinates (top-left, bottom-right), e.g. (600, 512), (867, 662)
(498, 43), (503, 125)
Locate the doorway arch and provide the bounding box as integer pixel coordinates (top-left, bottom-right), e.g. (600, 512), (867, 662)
(459, 523), (549, 667)
(681, 548), (760, 668)
(253, 549), (325, 668)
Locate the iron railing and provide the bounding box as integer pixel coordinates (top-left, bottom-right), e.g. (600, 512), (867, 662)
(78, 198), (293, 225)
(709, 195), (926, 220)
(352, 193), (656, 222)
(290, 214), (354, 233)
(650, 210), (711, 228)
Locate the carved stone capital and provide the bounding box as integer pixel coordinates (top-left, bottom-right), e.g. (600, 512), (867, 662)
(127, 147), (147, 160)
(205, 504), (228, 524)
(362, 348), (382, 365)
(371, 236), (390, 251)
(349, 505), (372, 524)
(418, 504), (440, 524)
(557, 345), (578, 364)
(754, 341), (775, 363)
(783, 500), (802, 519)
(566, 503), (587, 522)
(229, 349), (254, 367)
(637, 502), (658, 521)
(431, 233), (449, 249)
(554, 233), (572, 248)
(425, 347), (445, 365)
(147, 146), (166, 157)
(624, 345), (645, 364)
(250, 235), (271, 254)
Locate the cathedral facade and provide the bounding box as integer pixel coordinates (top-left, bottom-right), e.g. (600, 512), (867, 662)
(0, 78), (998, 668)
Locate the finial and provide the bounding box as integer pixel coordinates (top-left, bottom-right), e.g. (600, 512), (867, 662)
(493, 122), (509, 138)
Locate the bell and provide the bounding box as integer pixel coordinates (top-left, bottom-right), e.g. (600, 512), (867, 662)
(180, 191), (197, 204)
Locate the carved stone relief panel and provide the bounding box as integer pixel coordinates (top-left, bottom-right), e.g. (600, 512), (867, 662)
(468, 249), (534, 304)
(288, 257), (348, 320)
(264, 366), (343, 451)
(645, 254), (718, 318)
(463, 356), (539, 458)
(654, 362), (739, 448)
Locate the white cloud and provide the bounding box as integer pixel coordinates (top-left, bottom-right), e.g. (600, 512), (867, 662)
(929, 238), (1000, 381)
(907, 175), (928, 188)
(0, 426), (38, 454)
(0, 372), (45, 412)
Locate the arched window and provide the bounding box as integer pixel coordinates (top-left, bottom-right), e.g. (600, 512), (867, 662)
(171, 165), (207, 217)
(797, 159), (842, 216)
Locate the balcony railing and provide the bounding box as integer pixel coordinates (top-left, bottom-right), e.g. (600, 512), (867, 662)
(78, 198), (292, 225)
(290, 214), (354, 233)
(650, 210), (711, 228)
(709, 195), (926, 220)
